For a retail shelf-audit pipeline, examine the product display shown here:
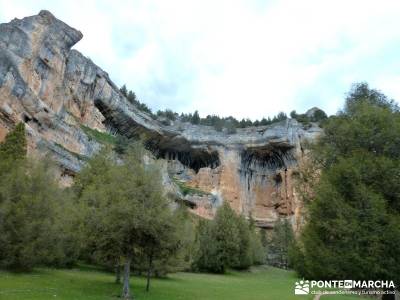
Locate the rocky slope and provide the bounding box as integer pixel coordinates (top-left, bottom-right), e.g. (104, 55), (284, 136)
(0, 11), (322, 228)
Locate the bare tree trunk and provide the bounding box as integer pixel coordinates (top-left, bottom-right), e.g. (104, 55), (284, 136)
(122, 256), (133, 300)
(146, 251), (153, 292)
(115, 262), (121, 284)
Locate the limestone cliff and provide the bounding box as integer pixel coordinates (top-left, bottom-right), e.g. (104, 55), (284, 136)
(0, 11), (322, 228)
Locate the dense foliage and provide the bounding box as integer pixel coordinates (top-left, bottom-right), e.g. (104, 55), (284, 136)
(0, 126), (192, 298)
(194, 203), (265, 273)
(0, 124), (80, 271)
(290, 108), (328, 127)
(267, 219), (295, 269)
(291, 83), (400, 285)
(74, 144), (190, 298)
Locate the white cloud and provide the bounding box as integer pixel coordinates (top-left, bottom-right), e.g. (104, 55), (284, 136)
(1, 0), (400, 119)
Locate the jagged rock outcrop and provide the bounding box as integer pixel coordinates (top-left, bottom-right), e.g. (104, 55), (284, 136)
(0, 11), (322, 228)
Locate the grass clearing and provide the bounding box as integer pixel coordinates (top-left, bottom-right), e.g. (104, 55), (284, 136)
(172, 177), (210, 196)
(81, 125), (117, 145)
(0, 266), (362, 300)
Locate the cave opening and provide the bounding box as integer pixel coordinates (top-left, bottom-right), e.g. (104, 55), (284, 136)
(147, 144), (220, 173)
(95, 99), (220, 173)
(241, 144), (295, 172)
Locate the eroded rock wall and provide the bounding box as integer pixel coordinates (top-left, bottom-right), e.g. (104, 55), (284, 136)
(0, 11), (322, 229)
(167, 122), (320, 229)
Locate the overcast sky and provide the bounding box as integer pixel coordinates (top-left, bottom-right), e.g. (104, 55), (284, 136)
(1, 0), (400, 119)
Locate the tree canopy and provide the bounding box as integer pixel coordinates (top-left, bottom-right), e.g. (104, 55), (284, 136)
(292, 83), (400, 285)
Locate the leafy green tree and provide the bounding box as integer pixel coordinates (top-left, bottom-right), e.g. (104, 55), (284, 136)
(194, 203), (242, 273)
(295, 83), (400, 285)
(139, 206), (192, 292)
(267, 219), (294, 269)
(193, 219), (219, 272)
(194, 205), (266, 273)
(0, 124), (82, 271)
(234, 215), (252, 269)
(127, 90), (137, 104)
(0, 158), (75, 270)
(0, 123), (26, 167)
(211, 203), (240, 273)
(191, 111), (200, 125)
(273, 112), (287, 122)
(310, 108), (327, 122)
(157, 109), (177, 121)
(76, 143), (182, 299)
(120, 84), (128, 97)
(249, 217), (266, 265)
(146, 207), (196, 278)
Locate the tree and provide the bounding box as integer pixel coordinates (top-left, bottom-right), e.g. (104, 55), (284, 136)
(273, 112), (287, 122)
(234, 215), (252, 269)
(211, 202), (240, 273)
(194, 203), (241, 273)
(191, 111), (200, 125)
(225, 121), (237, 134)
(144, 206), (195, 278)
(295, 83), (400, 285)
(139, 207), (190, 292)
(119, 85), (153, 116)
(310, 108), (327, 122)
(0, 123), (26, 166)
(193, 204), (266, 273)
(0, 124), (81, 271)
(248, 217), (266, 265)
(120, 84), (128, 97)
(76, 143), (181, 299)
(0, 158), (75, 270)
(267, 219), (294, 269)
(114, 134), (130, 155)
(127, 91), (137, 104)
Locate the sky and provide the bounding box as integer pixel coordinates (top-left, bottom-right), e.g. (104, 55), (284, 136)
(1, 0), (400, 120)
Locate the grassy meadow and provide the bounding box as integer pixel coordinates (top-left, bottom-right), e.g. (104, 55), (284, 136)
(0, 265), (361, 300)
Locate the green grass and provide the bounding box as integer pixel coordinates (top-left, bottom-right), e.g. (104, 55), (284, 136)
(81, 125), (117, 145)
(172, 177), (210, 196)
(0, 266), (361, 300)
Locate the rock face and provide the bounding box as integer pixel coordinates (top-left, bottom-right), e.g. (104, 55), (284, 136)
(0, 11), (322, 229)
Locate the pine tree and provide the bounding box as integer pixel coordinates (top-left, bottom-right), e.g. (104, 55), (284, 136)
(0, 123), (26, 165)
(296, 83), (400, 285)
(120, 84), (128, 97)
(191, 111), (200, 125)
